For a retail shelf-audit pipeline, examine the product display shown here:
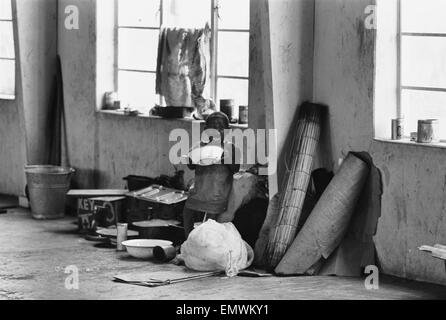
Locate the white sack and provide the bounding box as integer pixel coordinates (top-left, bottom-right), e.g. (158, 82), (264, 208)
(180, 219), (253, 277)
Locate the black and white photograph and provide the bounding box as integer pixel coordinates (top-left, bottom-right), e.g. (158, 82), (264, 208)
(0, 0), (445, 306)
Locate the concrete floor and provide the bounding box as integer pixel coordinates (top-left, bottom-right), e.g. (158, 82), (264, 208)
(1, 208), (445, 300)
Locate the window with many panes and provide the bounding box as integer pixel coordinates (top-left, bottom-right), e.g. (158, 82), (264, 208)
(117, 0), (249, 114)
(398, 0), (446, 139)
(0, 0), (15, 100)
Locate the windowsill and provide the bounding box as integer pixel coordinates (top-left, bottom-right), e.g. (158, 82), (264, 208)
(97, 109), (249, 129)
(0, 94), (15, 100)
(98, 109), (200, 123)
(374, 137), (446, 150)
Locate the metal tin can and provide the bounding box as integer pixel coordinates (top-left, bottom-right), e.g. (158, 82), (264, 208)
(239, 106), (248, 124)
(220, 99), (235, 120)
(104, 91), (119, 110)
(391, 118), (404, 140)
(116, 223), (128, 251)
(417, 119), (439, 143)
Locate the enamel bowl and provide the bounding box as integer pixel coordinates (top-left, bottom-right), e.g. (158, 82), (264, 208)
(121, 239), (173, 259)
(189, 145), (224, 166)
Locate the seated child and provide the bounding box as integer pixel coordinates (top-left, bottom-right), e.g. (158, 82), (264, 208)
(183, 112), (240, 237)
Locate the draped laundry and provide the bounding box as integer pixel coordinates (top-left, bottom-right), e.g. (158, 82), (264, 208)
(156, 26), (211, 108)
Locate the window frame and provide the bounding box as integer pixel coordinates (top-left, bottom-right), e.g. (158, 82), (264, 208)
(213, 0), (250, 103)
(114, 0), (250, 110)
(0, 0), (16, 100)
(397, 0), (446, 118)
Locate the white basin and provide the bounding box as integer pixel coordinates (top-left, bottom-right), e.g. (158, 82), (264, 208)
(122, 239), (173, 259)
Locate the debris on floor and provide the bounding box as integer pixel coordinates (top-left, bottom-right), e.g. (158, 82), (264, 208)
(114, 268), (223, 287)
(420, 245), (446, 264)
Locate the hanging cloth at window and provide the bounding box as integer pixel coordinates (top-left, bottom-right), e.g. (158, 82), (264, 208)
(156, 25), (211, 108)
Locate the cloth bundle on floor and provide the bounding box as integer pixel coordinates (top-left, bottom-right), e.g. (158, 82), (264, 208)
(275, 153), (369, 275)
(180, 219), (254, 277)
(263, 102), (324, 269)
(155, 26), (211, 108)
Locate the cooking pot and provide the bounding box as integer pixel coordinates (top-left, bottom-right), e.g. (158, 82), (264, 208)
(132, 219), (185, 244)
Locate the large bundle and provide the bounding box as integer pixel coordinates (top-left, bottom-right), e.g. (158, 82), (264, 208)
(181, 220), (253, 277)
(275, 153), (369, 275)
(263, 103), (323, 269)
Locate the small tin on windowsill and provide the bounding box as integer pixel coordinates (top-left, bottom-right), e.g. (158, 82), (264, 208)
(417, 119), (439, 143)
(103, 92), (120, 110)
(220, 99), (238, 123)
(238, 106), (248, 124)
(391, 118), (404, 140)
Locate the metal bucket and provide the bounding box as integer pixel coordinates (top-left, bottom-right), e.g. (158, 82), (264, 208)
(24, 165), (75, 220)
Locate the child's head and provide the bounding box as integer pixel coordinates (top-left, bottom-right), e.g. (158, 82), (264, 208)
(203, 112), (230, 143)
(204, 112), (229, 131)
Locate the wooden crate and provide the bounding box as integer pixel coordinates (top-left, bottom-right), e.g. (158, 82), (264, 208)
(77, 196), (126, 233)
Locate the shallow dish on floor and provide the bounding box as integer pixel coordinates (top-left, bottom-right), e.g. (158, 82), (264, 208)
(94, 228), (139, 248)
(122, 239), (173, 259)
(96, 228), (139, 238)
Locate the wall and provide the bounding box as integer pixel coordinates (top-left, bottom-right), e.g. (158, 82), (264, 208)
(0, 0), (57, 196)
(248, 0), (272, 132)
(58, 0), (97, 187)
(249, 0), (314, 195)
(0, 84), (27, 195)
(269, 0), (314, 194)
(0, 0), (27, 195)
(374, 0), (398, 139)
(313, 0), (446, 285)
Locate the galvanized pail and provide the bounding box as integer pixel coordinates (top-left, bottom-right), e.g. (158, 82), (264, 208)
(24, 165), (75, 219)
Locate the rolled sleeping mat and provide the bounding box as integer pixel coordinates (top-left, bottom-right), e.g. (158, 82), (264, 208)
(264, 103), (323, 269)
(275, 153), (369, 275)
